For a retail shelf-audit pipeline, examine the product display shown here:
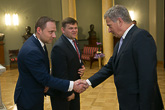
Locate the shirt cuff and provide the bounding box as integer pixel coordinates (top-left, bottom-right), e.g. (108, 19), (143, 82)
(86, 79), (92, 86)
(68, 81), (74, 91)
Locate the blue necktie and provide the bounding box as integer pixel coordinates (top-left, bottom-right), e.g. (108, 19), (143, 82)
(118, 37), (123, 53)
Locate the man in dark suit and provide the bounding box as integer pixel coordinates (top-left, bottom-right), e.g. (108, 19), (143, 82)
(84, 5), (164, 110)
(49, 17), (85, 110)
(14, 16), (87, 110)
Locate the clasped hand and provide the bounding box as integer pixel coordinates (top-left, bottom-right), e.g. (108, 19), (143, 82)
(73, 79), (89, 93)
(44, 79), (89, 94)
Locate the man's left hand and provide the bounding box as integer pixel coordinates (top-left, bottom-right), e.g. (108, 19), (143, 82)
(78, 65), (85, 77)
(67, 93), (75, 101)
(44, 86), (49, 93)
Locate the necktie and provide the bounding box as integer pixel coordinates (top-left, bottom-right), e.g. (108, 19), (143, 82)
(43, 45), (49, 71)
(43, 45), (48, 56)
(73, 40), (80, 60)
(118, 37), (123, 53)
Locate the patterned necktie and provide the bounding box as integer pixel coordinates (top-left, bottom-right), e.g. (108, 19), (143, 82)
(118, 37), (123, 53)
(73, 40), (80, 60)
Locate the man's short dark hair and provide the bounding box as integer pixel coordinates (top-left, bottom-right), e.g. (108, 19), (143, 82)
(62, 17), (78, 28)
(35, 16), (56, 33)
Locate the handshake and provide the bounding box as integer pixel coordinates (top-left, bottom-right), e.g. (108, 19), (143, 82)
(73, 79), (89, 93)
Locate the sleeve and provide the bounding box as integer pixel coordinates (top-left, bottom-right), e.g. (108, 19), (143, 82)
(132, 30), (157, 109)
(24, 49), (70, 92)
(89, 56), (114, 88)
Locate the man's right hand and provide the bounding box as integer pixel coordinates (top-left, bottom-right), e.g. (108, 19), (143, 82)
(73, 79), (89, 93)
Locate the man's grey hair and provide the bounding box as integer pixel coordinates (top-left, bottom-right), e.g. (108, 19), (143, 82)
(104, 5), (132, 23)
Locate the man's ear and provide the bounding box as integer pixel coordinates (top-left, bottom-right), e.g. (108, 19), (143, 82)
(61, 27), (64, 33)
(37, 27), (42, 34)
(117, 17), (123, 27)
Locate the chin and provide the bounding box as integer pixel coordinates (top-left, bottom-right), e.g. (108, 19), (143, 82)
(114, 35), (120, 38)
(47, 41), (53, 44)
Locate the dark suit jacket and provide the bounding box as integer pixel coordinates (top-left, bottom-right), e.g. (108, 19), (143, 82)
(14, 35), (70, 110)
(49, 34), (83, 99)
(89, 25), (164, 110)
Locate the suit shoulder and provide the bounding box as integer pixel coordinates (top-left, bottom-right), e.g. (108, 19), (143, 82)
(133, 28), (150, 36)
(53, 36), (63, 45)
(52, 41), (67, 54)
(131, 28), (153, 43)
(53, 36), (69, 47)
(131, 28), (156, 48)
(19, 41), (40, 57)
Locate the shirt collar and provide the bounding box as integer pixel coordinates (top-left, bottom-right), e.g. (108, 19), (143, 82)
(33, 33), (45, 48)
(122, 24), (134, 39)
(63, 34), (75, 44)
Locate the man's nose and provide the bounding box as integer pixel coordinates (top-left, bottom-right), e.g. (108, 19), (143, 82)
(108, 28), (112, 33)
(52, 32), (56, 38)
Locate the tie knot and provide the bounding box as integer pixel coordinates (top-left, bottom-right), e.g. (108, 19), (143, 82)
(119, 37), (123, 44)
(43, 45), (46, 51)
(120, 37), (123, 41)
(73, 40), (76, 43)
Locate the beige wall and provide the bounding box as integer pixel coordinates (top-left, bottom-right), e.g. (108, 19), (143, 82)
(76, 0), (102, 42)
(0, 0), (164, 66)
(0, 0), (62, 66)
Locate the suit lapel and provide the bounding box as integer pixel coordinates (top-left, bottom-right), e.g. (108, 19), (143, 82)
(31, 35), (45, 55)
(31, 36), (50, 72)
(113, 42), (119, 64)
(61, 35), (80, 60)
(115, 25), (138, 65)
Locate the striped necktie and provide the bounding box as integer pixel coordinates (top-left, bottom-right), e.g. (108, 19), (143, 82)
(73, 40), (80, 60)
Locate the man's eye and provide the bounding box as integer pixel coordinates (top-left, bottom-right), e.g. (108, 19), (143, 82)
(109, 25), (112, 28)
(49, 31), (53, 34)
